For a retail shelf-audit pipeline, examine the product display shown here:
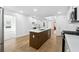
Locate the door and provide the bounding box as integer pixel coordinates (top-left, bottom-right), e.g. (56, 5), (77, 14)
(0, 7), (4, 52)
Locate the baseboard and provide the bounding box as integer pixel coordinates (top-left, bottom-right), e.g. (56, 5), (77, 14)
(16, 34), (29, 39)
(4, 37), (16, 41)
(4, 34), (29, 41)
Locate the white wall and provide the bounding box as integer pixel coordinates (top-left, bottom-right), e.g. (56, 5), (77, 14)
(4, 10), (32, 38)
(15, 13), (32, 37)
(55, 15), (67, 36)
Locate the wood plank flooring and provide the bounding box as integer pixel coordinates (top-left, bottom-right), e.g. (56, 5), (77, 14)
(4, 31), (62, 52)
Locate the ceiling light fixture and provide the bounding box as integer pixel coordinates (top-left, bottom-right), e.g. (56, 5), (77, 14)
(33, 8), (38, 12)
(57, 11), (62, 14)
(19, 10), (24, 13)
(54, 16), (56, 19)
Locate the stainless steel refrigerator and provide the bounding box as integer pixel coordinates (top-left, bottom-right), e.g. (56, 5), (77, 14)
(0, 7), (4, 52)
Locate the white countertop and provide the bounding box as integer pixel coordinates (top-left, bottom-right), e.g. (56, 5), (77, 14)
(65, 34), (79, 52)
(30, 28), (50, 33)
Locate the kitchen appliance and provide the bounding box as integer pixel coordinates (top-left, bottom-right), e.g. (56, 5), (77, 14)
(0, 7), (4, 52)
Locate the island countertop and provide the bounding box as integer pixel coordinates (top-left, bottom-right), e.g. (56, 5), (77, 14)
(30, 28), (50, 33)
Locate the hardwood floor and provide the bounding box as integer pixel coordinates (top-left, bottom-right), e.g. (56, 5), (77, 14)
(4, 31), (62, 52)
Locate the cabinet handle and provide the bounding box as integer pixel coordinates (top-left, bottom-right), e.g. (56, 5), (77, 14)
(32, 35), (35, 38)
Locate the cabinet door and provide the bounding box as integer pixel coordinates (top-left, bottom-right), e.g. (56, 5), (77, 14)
(65, 39), (70, 52)
(30, 32), (39, 49)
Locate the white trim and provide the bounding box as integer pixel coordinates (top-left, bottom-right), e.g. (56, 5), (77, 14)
(16, 33), (29, 38)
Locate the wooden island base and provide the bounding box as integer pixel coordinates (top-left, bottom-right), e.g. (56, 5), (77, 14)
(30, 29), (51, 49)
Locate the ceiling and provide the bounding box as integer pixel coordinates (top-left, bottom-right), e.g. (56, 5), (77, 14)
(4, 6), (70, 17)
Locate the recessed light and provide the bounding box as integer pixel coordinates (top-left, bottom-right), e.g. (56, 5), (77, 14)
(19, 10), (24, 13)
(54, 16), (56, 19)
(33, 8), (38, 12)
(57, 11), (62, 14)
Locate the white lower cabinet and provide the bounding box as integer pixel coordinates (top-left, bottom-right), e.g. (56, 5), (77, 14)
(65, 34), (79, 52)
(65, 39), (70, 52)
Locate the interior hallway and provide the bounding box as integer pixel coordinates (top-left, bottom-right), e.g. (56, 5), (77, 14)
(4, 30), (62, 52)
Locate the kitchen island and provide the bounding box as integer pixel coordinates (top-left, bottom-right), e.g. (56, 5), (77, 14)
(29, 28), (51, 49)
